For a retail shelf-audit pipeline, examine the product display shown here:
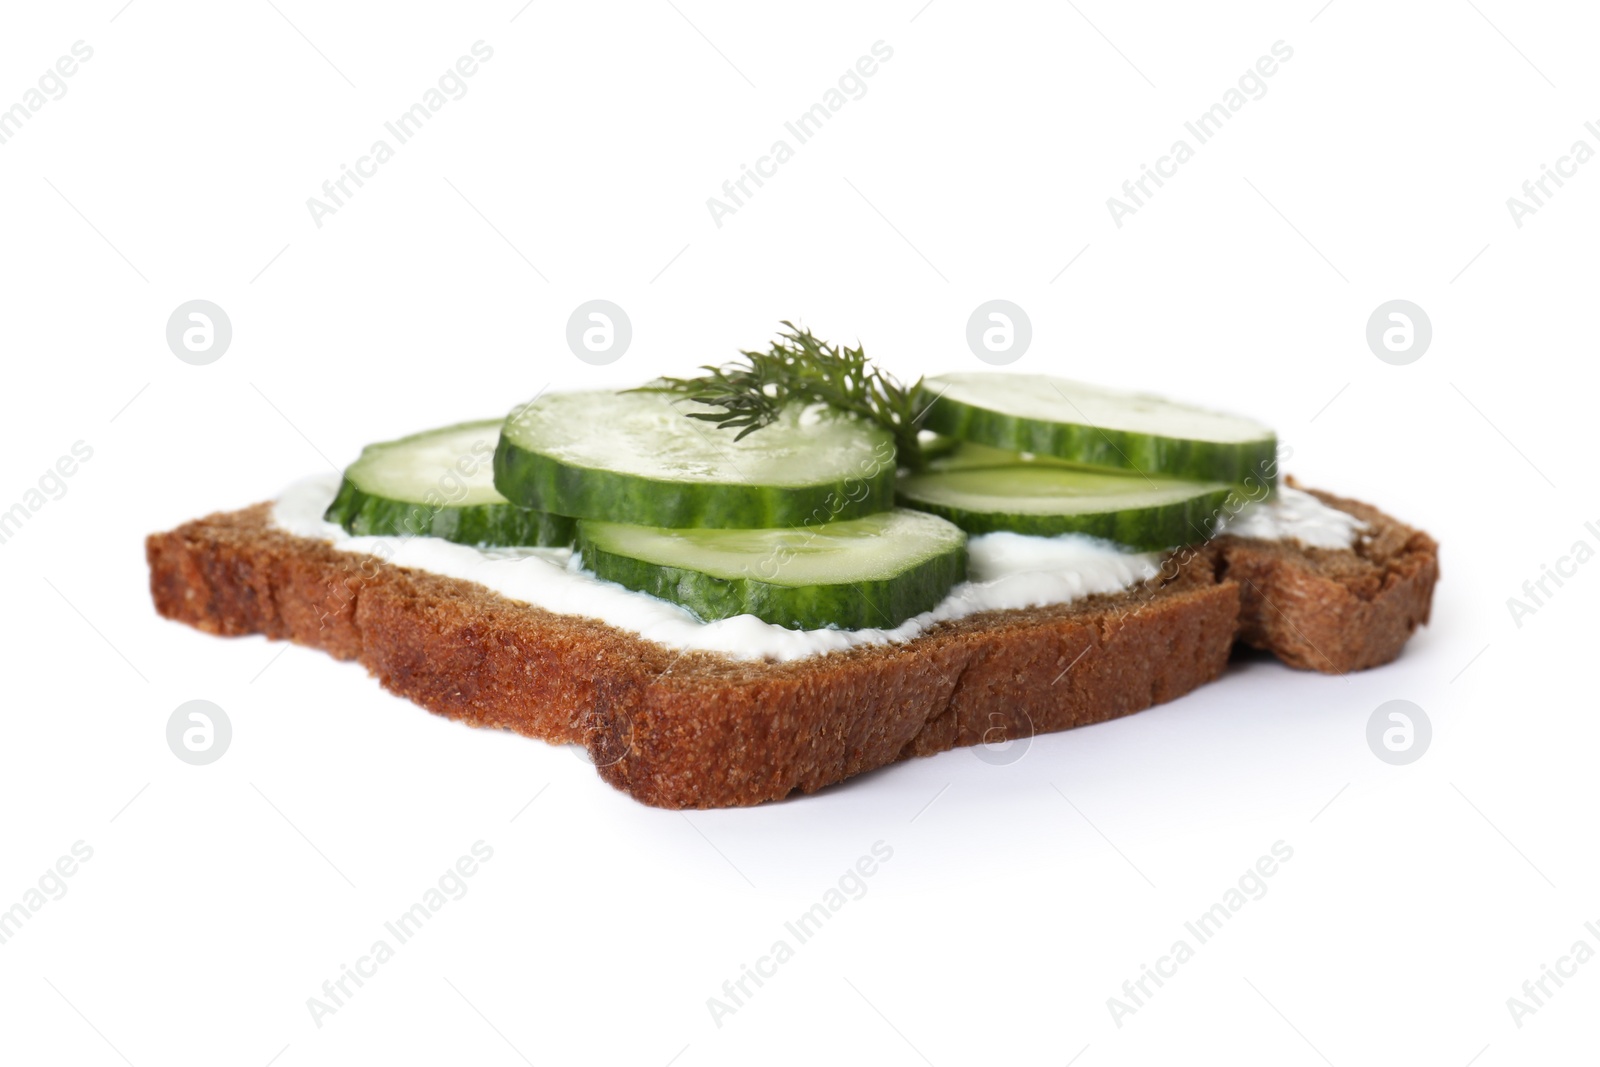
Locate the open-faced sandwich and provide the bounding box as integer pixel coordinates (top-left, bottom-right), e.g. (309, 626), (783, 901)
(147, 325), (1438, 807)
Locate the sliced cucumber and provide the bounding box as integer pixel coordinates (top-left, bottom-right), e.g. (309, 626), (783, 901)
(897, 466), (1233, 549)
(496, 391), (896, 528)
(926, 441), (1100, 473)
(576, 509), (967, 630)
(916, 430), (963, 465)
(919, 373), (1278, 487)
(324, 420), (574, 547)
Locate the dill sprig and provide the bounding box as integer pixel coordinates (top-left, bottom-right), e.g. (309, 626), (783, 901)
(636, 322), (927, 469)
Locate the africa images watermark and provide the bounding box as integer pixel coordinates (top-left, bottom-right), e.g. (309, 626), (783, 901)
(1504, 918), (1600, 1029)
(1106, 840), (1295, 1028)
(1106, 40), (1295, 229)
(305, 840), (495, 1028)
(1113, 444), (1288, 618)
(0, 440), (94, 548)
(706, 840), (895, 1028)
(0, 841), (95, 949)
(1505, 120), (1600, 229)
(1504, 519), (1599, 628)
(305, 41), (495, 228)
(705, 40), (895, 229)
(748, 436), (897, 582)
(0, 40), (94, 148)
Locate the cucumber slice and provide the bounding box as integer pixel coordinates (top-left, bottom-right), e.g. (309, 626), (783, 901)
(897, 466), (1233, 549)
(324, 420), (574, 547)
(916, 430), (963, 465)
(496, 391), (896, 528)
(576, 509), (967, 630)
(919, 373), (1278, 486)
(926, 441), (1101, 473)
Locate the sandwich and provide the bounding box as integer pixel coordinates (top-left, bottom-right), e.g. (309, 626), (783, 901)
(147, 325), (1438, 808)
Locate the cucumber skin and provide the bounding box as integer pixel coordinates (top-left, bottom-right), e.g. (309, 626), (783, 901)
(576, 526), (968, 631)
(323, 476), (575, 547)
(916, 433), (963, 465)
(494, 435), (897, 530)
(895, 483), (1237, 550)
(918, 388), (1280, 490)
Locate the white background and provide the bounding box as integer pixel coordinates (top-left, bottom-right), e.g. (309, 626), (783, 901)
(1, 1), (1596, 1064)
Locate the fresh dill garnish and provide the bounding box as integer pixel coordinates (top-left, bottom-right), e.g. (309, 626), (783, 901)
(635, 322), (927, 469)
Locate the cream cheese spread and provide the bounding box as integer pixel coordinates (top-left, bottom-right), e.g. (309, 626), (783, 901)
(1216, 485), (1366, 550)
(271, 474), (1360, 662)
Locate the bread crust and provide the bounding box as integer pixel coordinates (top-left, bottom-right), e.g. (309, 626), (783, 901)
(1214, 482), (1439, 673)
(145, 487), (1437, 808)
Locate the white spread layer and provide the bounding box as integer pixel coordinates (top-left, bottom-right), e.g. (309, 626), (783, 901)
(271, 474), (1360, 662)
(1216, 485), (1366, 549)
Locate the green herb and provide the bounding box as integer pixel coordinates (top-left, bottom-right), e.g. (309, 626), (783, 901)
(635, 322), (927, 469)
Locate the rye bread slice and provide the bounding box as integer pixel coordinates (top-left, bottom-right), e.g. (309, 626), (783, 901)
(144, 482), (1437, 808)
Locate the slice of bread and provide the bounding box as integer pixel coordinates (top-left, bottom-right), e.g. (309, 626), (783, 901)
(144, 481), (1437, 808)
